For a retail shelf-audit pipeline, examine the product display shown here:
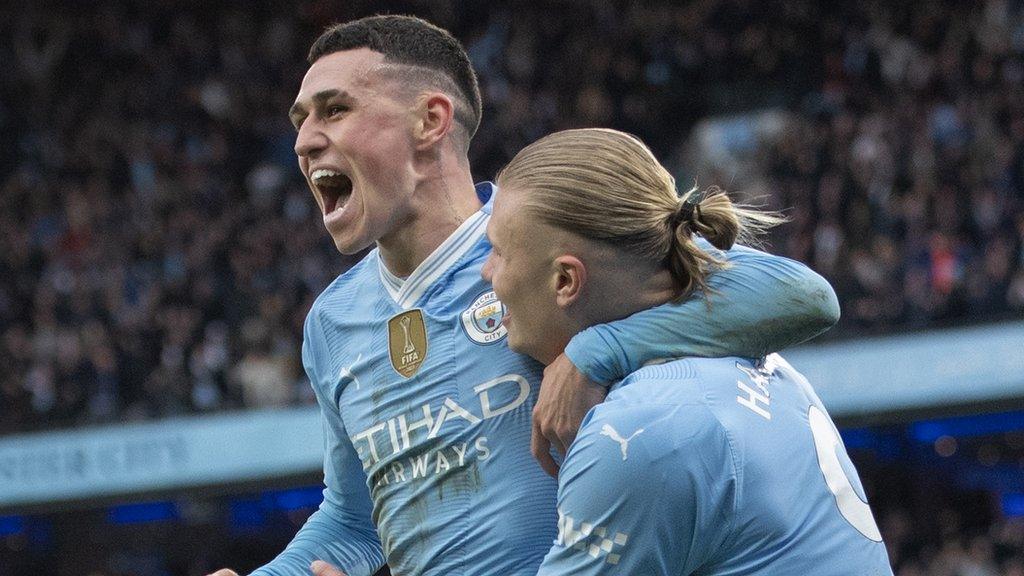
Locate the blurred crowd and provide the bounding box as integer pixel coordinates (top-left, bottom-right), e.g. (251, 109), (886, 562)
(884, 514), (1024, 576)
(1, 0), (1023, 433)
(862, 455), (1024, 576)
(754, 1), (1024, 330)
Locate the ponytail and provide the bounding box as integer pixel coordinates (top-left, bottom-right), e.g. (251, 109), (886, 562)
(665, 186), (786, 297)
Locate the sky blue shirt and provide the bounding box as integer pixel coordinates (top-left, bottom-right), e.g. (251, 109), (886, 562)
(538, 354), (893, 575)
(253, 183), (841, 576)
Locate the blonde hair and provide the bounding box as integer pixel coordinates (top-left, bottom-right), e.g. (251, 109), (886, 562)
(495, 128), (785, 297)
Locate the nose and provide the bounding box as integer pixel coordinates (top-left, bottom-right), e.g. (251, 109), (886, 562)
(294, 119), (328, 159)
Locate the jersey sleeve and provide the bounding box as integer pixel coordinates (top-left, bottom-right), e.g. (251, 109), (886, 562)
(564, 243), (840, 385)
(251, 309), (385, 576)
(537, 401), (735, 576)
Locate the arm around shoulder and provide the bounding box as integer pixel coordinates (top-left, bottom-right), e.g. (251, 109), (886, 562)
(565, 243), (839, 385)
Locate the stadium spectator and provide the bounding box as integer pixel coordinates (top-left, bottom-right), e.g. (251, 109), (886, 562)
(0, 1), (1021, 435)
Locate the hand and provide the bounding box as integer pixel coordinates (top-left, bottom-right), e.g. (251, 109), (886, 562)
(207, 571), (239, 576)
(311, 560), (348, 576)
(531, 354), (607, 477)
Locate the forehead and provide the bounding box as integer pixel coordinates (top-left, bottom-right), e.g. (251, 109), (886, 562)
(492, 187), (583, 257)
(489, 188), (518, 238)
(490, 187), (547, 254)
(295, 48), (387, 102)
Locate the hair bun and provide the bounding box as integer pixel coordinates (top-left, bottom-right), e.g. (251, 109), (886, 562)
(669, 190), (702, 231)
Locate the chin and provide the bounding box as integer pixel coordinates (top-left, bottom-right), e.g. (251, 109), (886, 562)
(505, 331), (525, 354)
(506, 332), (534, 357)
(330, 233), (374, 256)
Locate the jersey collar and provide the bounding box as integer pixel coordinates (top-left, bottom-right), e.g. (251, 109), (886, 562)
(377, 183), (494, 309)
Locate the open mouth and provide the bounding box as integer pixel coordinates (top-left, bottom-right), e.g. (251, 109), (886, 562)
(311, 169), (353, 215)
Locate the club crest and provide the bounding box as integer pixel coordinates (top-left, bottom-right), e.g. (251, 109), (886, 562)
(388, 309), (428, 378)
(461, 291), (508, 344)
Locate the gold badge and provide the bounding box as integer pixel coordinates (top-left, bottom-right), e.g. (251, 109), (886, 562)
(388, 309), (428, 378)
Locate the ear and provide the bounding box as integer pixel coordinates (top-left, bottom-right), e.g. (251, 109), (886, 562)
(553, 255), (586, 309)
(414, 93), (455, 149)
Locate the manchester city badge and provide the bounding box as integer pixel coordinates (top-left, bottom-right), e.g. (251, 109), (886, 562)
(460, 291), (508, 345)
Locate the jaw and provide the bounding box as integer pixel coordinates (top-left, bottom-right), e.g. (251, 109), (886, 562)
(504, 319), (543, 364)
(330, 234), (371, 256)
(513, 316), (574, 366)
(325, 200), (373, 255)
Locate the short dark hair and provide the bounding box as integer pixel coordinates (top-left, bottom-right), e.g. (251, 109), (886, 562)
(308, 15), (482, 140)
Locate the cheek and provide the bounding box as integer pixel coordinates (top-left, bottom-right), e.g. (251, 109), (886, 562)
(503, 268), (537, 317)
(356, 141), (414, 202)
(498, 261), (524, 297)
(359, 112), (410, 158)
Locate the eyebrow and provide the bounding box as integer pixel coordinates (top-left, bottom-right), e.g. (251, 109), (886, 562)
(288, 89), (352, 128)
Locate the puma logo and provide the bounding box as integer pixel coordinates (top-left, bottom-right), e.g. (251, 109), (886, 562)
(340, 354), (363, 389)
(600, 424), (645, 461)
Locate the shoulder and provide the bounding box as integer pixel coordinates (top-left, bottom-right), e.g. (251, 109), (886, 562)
(307, 251), (380, 322)
(302, 252), (380, 365)
(614, 356), (784, 440)
(567, 381), (733, 486)
(609, 356), (744, 406)
(555, 384), (738, 543)
(567, 357), (754, 482)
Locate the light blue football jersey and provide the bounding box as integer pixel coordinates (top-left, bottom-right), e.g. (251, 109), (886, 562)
(539, 354), (893, 576)
(253, 183), (843, 576)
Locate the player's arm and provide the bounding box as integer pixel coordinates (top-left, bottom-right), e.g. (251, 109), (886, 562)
(531, 243), (838, 470)
(248, 310), (385, 576)
(537, 401), (734, 575)
(566, 242), (840, 385)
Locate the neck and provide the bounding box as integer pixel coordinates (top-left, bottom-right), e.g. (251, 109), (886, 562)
(377, 162), (480, 278)
(534, 269), (676, 367)
(578, 262), (678, 329)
